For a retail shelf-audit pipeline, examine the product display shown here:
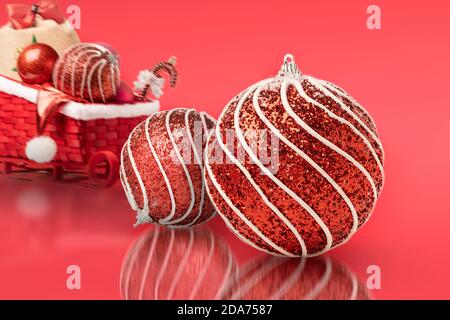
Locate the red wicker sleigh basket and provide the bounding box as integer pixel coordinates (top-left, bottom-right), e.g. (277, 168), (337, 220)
(0, 75), (158, 187)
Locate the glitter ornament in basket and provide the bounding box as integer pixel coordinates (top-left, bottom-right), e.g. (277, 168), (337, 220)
(0, 57), (177, 187)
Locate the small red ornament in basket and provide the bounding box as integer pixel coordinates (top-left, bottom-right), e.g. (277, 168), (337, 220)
(52, 43), (120, 103)
(17, 42), (59, 85)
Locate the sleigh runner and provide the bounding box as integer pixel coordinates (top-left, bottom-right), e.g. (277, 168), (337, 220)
(0, 74), (158, 187)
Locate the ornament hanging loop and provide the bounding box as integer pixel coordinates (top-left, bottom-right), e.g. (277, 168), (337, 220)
(277, 53), (302, 79)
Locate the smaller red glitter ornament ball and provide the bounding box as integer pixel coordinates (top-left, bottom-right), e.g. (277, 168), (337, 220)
(120, 108), (217, 227)
(17, 43), (59, 85)
(120, 227), (237, 300)
(205, 54), (385, 257)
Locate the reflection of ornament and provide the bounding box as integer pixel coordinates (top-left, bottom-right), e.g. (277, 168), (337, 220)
(17, 42), (59, 84)
(53, 43), (120, 103)
(120, 227), (237, 300)
(120, 109), (216, 227)
(134, 57), (177, 100)
(206, 54), (385, 257)
(16, 188), (49, 219)
(222, 256), (371, 300)
(115, 80), (135, 103)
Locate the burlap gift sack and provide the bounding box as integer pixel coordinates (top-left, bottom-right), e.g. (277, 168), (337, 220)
(0, 17), (80, 80)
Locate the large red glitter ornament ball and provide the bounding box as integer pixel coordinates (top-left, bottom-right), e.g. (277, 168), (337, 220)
(17, 43), (59, 85)
(222, 256), (371, 300)
(52, 43), (120, 103)
(205, 54), (384, 257)
(120, 227), (237, 300)
(120, 108), (217, 227)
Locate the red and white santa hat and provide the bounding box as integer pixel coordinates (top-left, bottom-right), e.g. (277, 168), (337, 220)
(25, 86), (76, 163)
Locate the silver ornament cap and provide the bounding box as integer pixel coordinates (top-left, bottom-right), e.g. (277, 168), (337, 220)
(277, 54), (302, 79)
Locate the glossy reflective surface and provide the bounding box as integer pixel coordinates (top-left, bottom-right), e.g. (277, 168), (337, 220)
(0, 174), (447, 299)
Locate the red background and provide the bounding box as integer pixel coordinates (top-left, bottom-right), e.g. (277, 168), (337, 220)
(0, 0), (450, 299)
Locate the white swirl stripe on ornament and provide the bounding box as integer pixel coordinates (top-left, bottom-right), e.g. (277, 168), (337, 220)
(79, 52), (102, 100)
(112, 62), (119, 97)
(69, 49), (98, 96)
(280, 82), (362, 233)
(183, 110), (205, 227)
(160, 109), (195, 225)
(307, 76), (384, 171)
(186, 111), (218, 226)
(69, 47), (98, 91)
(282, 79), (383, 244)
(87, 44), (119, 103)
(66, 45), (95, 92)
(127, 121), (153, 225)
(204, 144), (294, 257)
(97, 61), (107, 103)
(143, 114), (176, 225)
(313, 77), (383, 151)
(253, 81), (358, 244)
(284, 79), (379, 201)
(204, 170), (284, 257)
(109, 64), (120, 96)
(162, 109), (196, 225)
(207, 84), (301, 257)
(200, 112), (214, 138)
(54, 44), (79, 90)
(318, 79), (385, 167)
(119, 144), (138, 211)
(53, 43), (84, 91)
(258, 81), (361, 249)
(87, 59), (106, 102)
(229, 81), (313, 255)
(320, 79), (380, 138)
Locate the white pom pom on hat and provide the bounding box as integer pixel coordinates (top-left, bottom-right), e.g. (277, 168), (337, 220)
(25, 135), (57, 164)
(24, 83), (74, 164)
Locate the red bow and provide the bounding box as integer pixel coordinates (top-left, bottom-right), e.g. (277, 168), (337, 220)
(37, 84), (86, 134)
(6, 0), (65, 30)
